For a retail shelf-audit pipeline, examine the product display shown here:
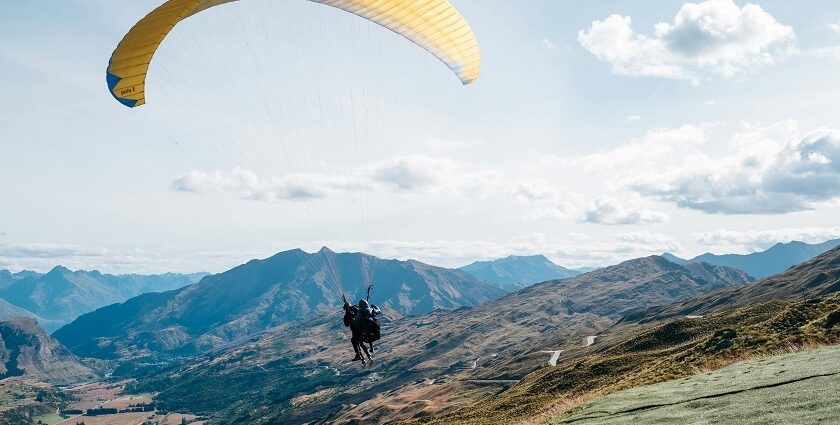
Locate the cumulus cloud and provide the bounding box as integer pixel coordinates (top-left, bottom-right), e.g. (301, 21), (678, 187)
(583, 197), (669, 225)
(519, 187), (668, 226)
(567, 121), (840, 215)
(626, 114), (642, 123)
(830, 21), (840, 35)
(172, 167), (361, 201)
(572, 124), (708, 173)
(172, 155), (502, 201)
(369, 155), (455, 191)
(631, 126), (840, 214)
(578, 0), (794, 82)
(175, 156), (670, 226)
(695, 227), (840, 252)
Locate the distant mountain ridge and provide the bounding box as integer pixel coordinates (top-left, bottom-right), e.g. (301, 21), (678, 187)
(631, 244), (840, 323)
(663, 239), (840, 279)
(140, 255), (754, 424)
(460, 254), (583, 291)
(54, 248), (505, 359)
(0, 267), (208, 331)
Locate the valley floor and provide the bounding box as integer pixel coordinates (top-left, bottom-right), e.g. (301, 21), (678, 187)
(556, 344), (840, 425)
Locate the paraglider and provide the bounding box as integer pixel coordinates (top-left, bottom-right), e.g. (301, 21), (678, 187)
(106, 0), (481, 107)
(342, 285), (381, 364)
(106, 0), (481, 365)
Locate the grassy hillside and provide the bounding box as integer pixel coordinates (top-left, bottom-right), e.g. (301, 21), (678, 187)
(557, 344), (840, 424)
(406, 291), (840, 424)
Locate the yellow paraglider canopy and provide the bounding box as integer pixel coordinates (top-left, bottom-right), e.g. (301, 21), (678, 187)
(106, 0), (481, 107)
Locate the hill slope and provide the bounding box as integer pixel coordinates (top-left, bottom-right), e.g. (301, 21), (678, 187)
(0, 317), (96, 385)
(558, 345), (840, 425)
(138, 256), (752, 424)
(408, 247), (840, 425)
(54, 248), (504, 359)
(409, 292), (840, 425)
(633, 244), (840, 323)
(665, 239), (840, 279)
(0, 267), (206, 331)
(459, 255), (582, 291)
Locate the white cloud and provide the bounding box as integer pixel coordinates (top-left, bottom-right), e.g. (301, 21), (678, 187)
(566, 121), (840, 215)
(1, 232), (683, 273)
(578, 0), (794, 82)
(510, 180), (564, 203)
(0, 244), (252, 274)
(829, 21), (840, 35)
(542, 38), (561, 52)
(172, 155), (504, 201)
(704, 99), (717, 107)
(572, 124), (709, 173)
(583, 197), (669, 225)
(369, 155), (455, 191)
(695, 227), (840, 252)
(631, 125), (840, 214)
(807, 45), (840, 62)
(172, 167), (357, 201)
(518, 186), (668, 226)
(626, 114), (642, 123)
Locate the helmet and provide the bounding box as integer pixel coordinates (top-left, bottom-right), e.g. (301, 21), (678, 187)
(359, 299), (369, 309)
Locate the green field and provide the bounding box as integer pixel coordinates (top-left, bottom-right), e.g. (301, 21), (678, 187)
(557, 344), (840, 424)
(33, 412), (68, 425)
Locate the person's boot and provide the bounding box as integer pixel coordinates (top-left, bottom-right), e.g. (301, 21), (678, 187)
(351, 354), (362, 361)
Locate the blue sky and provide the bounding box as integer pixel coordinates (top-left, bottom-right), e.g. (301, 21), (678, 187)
(3, 0), (840, 273)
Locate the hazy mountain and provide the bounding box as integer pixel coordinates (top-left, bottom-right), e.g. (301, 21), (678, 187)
(663, 239), (840, 279)
(138, 256), (752, 424)
(0, 267), (208, 331)
(0, 317), (97, 385)
(54, 248), (504, 359)
(0, 299), (67, 333)
(460, 254), (582, 291)
(632, 244), (840, 323)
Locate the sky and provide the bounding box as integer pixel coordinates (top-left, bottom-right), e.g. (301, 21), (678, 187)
(3, 0), (840, 273)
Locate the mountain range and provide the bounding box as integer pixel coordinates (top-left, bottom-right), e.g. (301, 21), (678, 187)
(459, 254), (585, 291)
(663, 239), (840, 279)
(419, 244), (840, 425)
(0, 267), (207, 331)
(54, 248), (504, 359)
(632, 243), (840, 323)
(128, 255), (752, 423)
(6, 240), (840, 424)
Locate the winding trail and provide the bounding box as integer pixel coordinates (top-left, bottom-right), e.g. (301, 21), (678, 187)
(540, 350), (564, 366)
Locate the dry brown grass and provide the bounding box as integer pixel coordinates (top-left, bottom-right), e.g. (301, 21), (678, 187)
(400, 293), (840, 425)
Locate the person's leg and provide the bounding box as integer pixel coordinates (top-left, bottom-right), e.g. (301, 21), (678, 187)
(351, 332), (362, 361)
(360, 341), (371, 362)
